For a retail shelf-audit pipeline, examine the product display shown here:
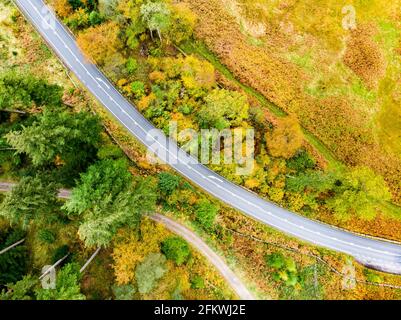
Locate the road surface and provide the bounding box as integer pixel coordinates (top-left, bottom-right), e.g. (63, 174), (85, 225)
(0, 182), (255, 299)
(13, 0), (401, 274)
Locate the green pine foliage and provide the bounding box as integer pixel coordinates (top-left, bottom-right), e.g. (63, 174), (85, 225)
(0, 71), (62, 111)
(0, 228), (28, 287)
(6, 109), (102, 167)
(0, 175), (59, 229)
(64, 159), (157, 247)
(158, 172), (181, 196)
(0, 275), (38, 300)
(35, 263), (85, 300)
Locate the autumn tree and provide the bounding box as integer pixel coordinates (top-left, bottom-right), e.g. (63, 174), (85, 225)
(135, 253), (168, 294)
(65, 8), (90, 30)
(112, 219), (169, 285)
(327, 166), (392, 221)
(198, 89), (249, 130)
(140, 1), (171, 41)
(287, 166), (391, 221)
(52, 0), (73, 18)
(180, 56), (216, 92)
(64, 159), (157, 247)
(98, 0), (118, 17)
(166, 3), (196, 44)
(266, 116), (303, 159)
(77, 22), (123, 65)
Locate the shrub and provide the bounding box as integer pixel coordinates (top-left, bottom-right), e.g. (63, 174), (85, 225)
(190, 275), (205, 289)
(97, 144), (125, 160)
(89, 11), (103, 26)
(158, 172), (181, 196)
(38, 229), (56, 244)
(195, 199), (219, 230)
(343, 25), (386, 89)
(126, 58), (138, 75)
(266, 116), (303, 159)
(112, 284), (136, 300)
(265, 252), (298, 287)
(161, 237), (191, 265)
(130, 81), (146, 99)
(286, 150), (316, 172)
(198, 89), (249, 130)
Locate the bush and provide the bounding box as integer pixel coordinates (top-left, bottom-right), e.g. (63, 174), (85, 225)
(130, 81), (145, 99)
(266, 116), (303, 159)
(97, 144), (125, 160)
(190, 275), (205, 289)
(265, 252), (298, 287)
(89, 11), (103, 26)
(158, 172), (181, 196)
(287, 150), (316, 172)
(126, 58), (138, 75)
(38, 229), (56, 244)
(195, 199), (219, 230)
(161, 237), (191, 265)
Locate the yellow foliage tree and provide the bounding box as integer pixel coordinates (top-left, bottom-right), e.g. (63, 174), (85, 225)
(77, 22), (122, 66)
(266, 116), (303, 159)
(112, 219), (170, 285)
(51, 0), (73, 18)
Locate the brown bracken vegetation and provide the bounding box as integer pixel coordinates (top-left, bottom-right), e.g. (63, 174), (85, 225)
(184, 0), (401, 204)
(343, 24), (386, 89)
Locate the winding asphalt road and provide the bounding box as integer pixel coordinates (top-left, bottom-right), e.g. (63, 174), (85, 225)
(13, 0), (401, 275)
(0, 182), (254, 300)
